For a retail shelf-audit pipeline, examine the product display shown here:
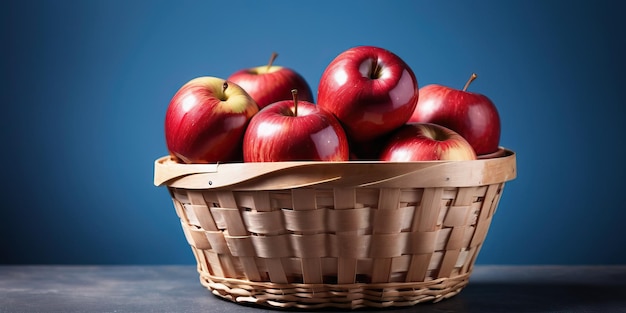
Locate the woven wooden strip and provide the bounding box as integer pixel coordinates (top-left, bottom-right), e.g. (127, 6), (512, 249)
(477, 183), (500, 222)
(239, 257), (261, 282)
(222, 235), (254, 257)
(454, 186), (476, 206)
(187, 227), (212, 250)
(290, 233), (327, 258)
(405, 187), (444, 281)
(204, 231), (228, 254)
(406, 231), (437, 254)
(327, 207), (371, 233)
(332, 188), (358, 284)
(204, 250), (223, 277)
(461, 226), (475, 248)
(239, 191), (275, 283)
(437, 249), (461, 278)
(283, 209), (326, 233)
(241, 210), (284, 235)
(446, 226), (468, 251)
(330, 233), (370, 259)
(443, 205), (471, 227)
(488, 183), (505, 217)
(217, 253), (240, 279)
(378, 188), (401, 211)
(370, 233), (407, 259)
(187, 189), (206, 205)
(250, 234), (292, 258)
(413, 187), (444, 232)
(455, 249), (470, 268)
(373, 205), (411, 234)
(439, 186), (481, 278)
(290, 189), (324, 284)
(170, 197), (186, 222)
(251, 191), (272, 212)
(470, 184), (501, 248)
(215, 192), (247, 236)
(180, 221), (195, 248)
(181, 204), (200, 227)
(471, 215), (493, 247)
(189, 204), (218, 231)
(265, 258), (288, 284)
(371, 188), (401, 283)
(189, 247), (206, 274)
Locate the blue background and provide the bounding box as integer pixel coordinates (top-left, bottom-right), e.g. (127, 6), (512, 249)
(2, 0), (625, 265)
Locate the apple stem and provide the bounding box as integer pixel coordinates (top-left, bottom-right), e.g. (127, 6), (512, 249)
(222, 81), (228, 93)
(463, 73), (478, 91)
(267, 52), (278, 73)
(368, 59), (381, 79)
(291, 89), (298, 116)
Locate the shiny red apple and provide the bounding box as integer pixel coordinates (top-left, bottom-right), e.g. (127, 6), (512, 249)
(243, 90), (349, 162)
(409, 73), (501, 155)
(227, 52), (314, 109)
(380, 123), (476, 161)
(165, 76), (259, 163)
(317, 46), (419, 143)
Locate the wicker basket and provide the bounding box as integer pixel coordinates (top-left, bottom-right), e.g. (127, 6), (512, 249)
(153, 148), (516, 309)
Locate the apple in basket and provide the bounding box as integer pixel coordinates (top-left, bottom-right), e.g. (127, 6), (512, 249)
(243, 90), (349, 162)
(317, 45), (419, 144)
(227, 52), (314, 109)
(165, 76), (259, 163)
(409, 73), (501, 156)
(380, 122), (477, 161)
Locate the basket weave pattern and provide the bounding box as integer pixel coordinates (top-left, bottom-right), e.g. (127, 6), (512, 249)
(168, 181), (504, 309)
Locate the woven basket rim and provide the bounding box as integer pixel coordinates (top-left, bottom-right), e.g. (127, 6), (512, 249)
(154, 147), (516, 190)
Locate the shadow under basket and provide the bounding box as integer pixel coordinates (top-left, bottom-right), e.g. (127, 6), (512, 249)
(153, 148), (517, 310)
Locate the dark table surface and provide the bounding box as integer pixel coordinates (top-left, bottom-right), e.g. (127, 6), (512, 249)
(1, 265), (626, 312)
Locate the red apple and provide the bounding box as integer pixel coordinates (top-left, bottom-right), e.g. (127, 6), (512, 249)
(380, 123), (477, 161)
(165, 76), (259, 163)
(409, 73), (501, 155)
(243, 90), (349, 162)
(317, 46), (419, 143)
(227, 52), (314, 109)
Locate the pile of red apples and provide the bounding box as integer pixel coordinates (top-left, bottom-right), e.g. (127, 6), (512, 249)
(164, 46), (501, 164)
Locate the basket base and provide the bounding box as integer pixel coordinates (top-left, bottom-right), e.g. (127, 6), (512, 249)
(197, 269), (469, 310)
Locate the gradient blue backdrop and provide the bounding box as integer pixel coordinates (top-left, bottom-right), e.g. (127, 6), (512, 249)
(2, 0), (625, 265)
